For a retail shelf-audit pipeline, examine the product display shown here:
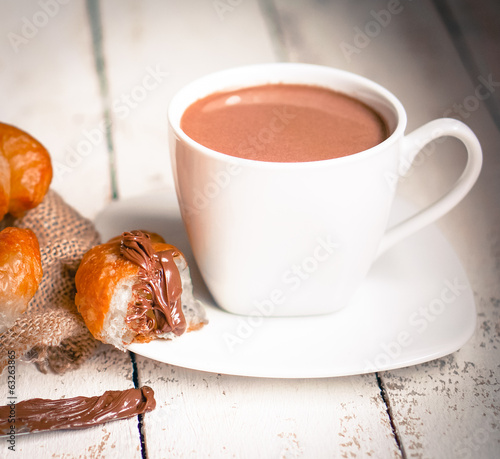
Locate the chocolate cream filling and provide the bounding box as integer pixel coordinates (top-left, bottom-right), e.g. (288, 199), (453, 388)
(0, 386), (156, 435)
(120, 230), (187, 337)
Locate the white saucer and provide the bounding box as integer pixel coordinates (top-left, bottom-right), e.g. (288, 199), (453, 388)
(94, 189), (476, 378)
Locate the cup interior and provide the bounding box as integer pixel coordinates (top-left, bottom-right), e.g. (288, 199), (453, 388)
(168, 63), (407, 162)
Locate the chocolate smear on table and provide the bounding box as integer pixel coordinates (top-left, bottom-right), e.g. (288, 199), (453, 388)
(120, 230), (187, 336)
(0, 386), (156, 435)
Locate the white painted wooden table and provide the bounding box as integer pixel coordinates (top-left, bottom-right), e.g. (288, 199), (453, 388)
(1, 1), (499, 457)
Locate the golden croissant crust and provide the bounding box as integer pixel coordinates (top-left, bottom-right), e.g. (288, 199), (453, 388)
(0, 122), (53, 220)
(0, 227), (43, 330)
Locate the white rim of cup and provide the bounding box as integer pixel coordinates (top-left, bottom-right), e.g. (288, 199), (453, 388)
(168, 63), (407, 169)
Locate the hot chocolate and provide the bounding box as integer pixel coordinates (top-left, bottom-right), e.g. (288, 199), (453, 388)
(181, 83), (389, 162)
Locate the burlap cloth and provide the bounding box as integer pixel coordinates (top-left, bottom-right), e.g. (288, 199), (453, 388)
(0, 190), (101, 374)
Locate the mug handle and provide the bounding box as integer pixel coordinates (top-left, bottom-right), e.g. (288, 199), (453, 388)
(376, 118), (482, 257)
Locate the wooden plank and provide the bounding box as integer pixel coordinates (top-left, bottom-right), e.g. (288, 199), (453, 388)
(0, 2), (141, 457)
(440, 0), (500, 130)
(269, 0), (500, 457)
(99, 0), (403, 456)
(136, 360), (401, 458)
(381, 1), (500, 455)
(380, 350), (500, 458)
(1, 345), (142, 458)
(0, 0), (112, 218)
(99, 0), (276, 201)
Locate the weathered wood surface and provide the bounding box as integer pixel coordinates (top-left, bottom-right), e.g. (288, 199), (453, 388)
(0, 0), (113, 219)
(1, 0), (499, 458)
(0, 345), (141, 458)
(269, 0), (500, 457)
(99, 0), (276, 200)
(138, 365), (400, 458)
(1, 1), (141, 457)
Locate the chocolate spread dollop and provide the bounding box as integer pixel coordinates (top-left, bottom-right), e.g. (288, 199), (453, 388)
(120, 230), (187, 337)
(0, 386), (156, 435)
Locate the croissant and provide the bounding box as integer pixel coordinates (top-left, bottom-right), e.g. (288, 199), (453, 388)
(0, 227), (43, 332)
(75, 230), (207, 351)
(0, 122), (53, 220)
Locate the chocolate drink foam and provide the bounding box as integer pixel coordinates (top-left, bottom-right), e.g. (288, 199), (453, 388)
(181, 83), (389, 162)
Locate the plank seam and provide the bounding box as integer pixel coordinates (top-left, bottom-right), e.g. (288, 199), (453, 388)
(130, 351), (148, 459)
(85, 0), (119, 200)
(376, 372), (407, 459)
(432, 0), (500, 132)
(257, 0), (289, 61)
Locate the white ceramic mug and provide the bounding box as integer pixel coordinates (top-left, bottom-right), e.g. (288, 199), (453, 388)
(168, 63), (482, 317)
